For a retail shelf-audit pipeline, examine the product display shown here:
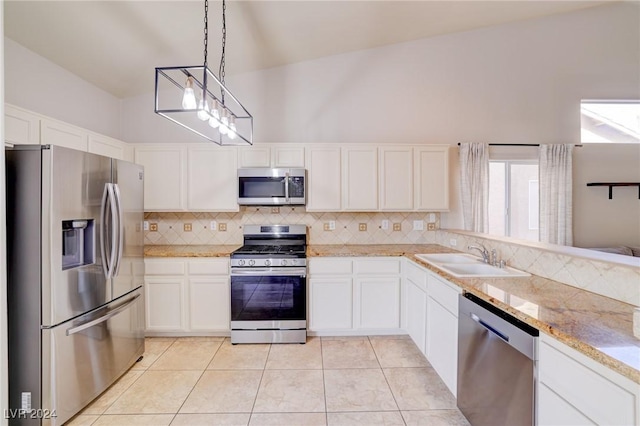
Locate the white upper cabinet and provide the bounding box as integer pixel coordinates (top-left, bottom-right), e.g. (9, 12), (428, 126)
(306, 145), (342, 211)
(238, 146), (271, 167)
(342, 146), (378, 211)
(4, 104), (40, 145)
(414, 145), (450, 211)
(379, 146), (414, 210)
(135, 145), (185, 211)
(88, 133), (126, 160)
(41, 118), (89, 152)
(187, 145), (238, 211)
(238, 145), (305, 168)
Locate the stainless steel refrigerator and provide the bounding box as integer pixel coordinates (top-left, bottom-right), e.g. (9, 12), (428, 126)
(5, 145), (145, 425)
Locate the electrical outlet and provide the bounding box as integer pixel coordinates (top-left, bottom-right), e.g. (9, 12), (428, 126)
(210, 221), (217, 231)
(413, 220), (424, 231)
(393, 223), (402, 231)
(329, 220), (336, 230)
(381, 220), (389, 230)
(149, 223), (158, 232)
(450, 238), (457, 247)
(427, 222), (436, 231)
(428, 213), (436, 222)
(219, 223), (227, 231)
(271, 207), (280, 213)
(184, 223), (192, 232)
(323, 223), (331, 231)
(359, 223), (367, 231)
(143, 221), (149, 231)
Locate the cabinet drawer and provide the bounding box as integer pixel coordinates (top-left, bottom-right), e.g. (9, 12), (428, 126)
(309, 258), (352, 275)
(354, 258), (401, 275)
(145, 259), (185, 275)
(427, 275), (460, 316)
(188, 259), (229, 275)
(539, 337), (636, 426)
(405, 261), (427, 291)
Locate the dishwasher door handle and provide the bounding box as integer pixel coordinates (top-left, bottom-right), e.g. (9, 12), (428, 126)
(471, 313), (510, 342)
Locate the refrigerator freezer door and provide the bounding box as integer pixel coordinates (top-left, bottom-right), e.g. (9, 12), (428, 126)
(46, 146), (114, 326)
(42, 290), (144, 426)
(111, 160), (144, 300)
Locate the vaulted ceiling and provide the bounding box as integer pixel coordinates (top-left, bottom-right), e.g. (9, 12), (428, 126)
(4, 1), (612, 98)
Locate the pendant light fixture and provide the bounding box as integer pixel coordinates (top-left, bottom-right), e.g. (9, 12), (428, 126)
(154, 0), (253, 145)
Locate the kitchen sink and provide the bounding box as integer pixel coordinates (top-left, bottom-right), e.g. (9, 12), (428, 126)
(415, 253), (530, 278)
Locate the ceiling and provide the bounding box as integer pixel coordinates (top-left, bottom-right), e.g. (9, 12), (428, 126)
(4, 0), (612, 99)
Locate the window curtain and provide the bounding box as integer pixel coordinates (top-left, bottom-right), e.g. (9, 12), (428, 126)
(539, 144), (573, 245)
(459, 143), (489, 233)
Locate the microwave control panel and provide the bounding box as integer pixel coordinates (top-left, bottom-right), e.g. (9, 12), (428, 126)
(289, 177), (305, 197)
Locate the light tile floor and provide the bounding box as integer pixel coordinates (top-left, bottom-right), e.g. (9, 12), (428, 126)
(68, 336), (470, 426)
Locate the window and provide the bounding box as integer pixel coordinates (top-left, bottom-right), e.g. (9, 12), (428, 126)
(581, 100), (640, 144)
(488, 161), (539, 242)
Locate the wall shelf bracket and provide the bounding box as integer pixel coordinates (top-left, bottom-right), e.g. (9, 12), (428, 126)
(586, 182), (640, 199)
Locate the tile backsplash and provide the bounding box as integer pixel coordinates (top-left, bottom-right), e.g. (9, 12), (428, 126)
(144, 208), (440, 246)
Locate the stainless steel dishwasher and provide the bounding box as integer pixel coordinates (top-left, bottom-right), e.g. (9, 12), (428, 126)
(457, 293), (539, 426)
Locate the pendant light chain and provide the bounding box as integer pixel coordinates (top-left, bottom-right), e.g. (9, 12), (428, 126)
(203, 0), (208, 70)
(219, 0), (227, 104)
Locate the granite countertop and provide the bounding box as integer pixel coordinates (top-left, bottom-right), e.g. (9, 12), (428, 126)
(145, 243), (640, 383)
(144, 245), (240, 257)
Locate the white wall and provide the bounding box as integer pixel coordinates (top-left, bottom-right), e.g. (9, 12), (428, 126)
(4, 37), (122, 139)
(1, 1), (8, 421)
(573, 144), (640, 248)
(121, 2), (639, 145)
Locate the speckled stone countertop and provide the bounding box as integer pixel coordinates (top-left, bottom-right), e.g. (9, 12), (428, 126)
(144, 245), (239, 257)
(309, 244), (640, 384)
(145, 243), (640, 383)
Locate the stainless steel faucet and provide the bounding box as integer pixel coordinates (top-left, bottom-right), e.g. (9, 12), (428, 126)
(468, 244), (490, 263)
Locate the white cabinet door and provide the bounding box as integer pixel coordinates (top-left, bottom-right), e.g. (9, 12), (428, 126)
(4, 104), (40, 145)
(187, 145), (238, 211)
(272, 146), (305, 167)
(306, 146), (342, 211)
(538, 333), (639, 426)
(355, 277), (400, 329)
(41, 118), (88, 152)
(538, 383), (596, 426)
(238, 146), (271, 167)
(309, 277), (353, 330)
(145, 277), (185, 331)
(88, 133), (125, 160)
(406, 280), (427, 354)
(342, 146), (378, 211)
(414, 146), (449, 211)
(189, 277), (230, 331)
(135, 145), (184, 211)
(379, 146), (413, 210)
(426, 295), (458, 396)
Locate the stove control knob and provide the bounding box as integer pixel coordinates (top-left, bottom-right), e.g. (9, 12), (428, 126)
(249, 260), (255, 266)
(281, 259), (288, 266)
(238, 259), (246, 266)
(264, 260), (271, 267)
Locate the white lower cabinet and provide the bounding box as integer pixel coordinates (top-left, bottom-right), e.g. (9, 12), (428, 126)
(144, 258), (230, 334)
(308, 257), (401, 334)
(405, 279), (427, 353)
(538, 332), (639, 426)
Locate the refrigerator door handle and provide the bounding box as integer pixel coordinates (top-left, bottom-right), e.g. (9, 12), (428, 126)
(106, 183), (119, 278)
(65, 293), (141, 336)
(100, 183), (112, 278)
(112, 184), (125, 277)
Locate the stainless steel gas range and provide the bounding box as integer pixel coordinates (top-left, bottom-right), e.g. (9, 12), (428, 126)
(230, 225), (307, 344)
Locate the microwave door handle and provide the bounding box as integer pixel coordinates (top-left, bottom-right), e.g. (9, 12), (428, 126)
(100, 183), (112, 279)
(112, 184), (124, 277)
(285, 172), (290, 203)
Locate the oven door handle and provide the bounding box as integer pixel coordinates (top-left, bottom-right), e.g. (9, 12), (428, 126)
(231, 267), (307, 277)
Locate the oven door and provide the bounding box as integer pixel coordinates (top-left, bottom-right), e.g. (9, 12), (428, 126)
(230, 267), (307, 329)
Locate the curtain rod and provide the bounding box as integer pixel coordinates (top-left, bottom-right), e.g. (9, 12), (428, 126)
(457, 143), (583, 147)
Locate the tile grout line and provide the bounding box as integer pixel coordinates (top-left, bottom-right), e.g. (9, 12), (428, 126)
(320, 337), (329, 425)
(247, 342), (273, 425)
(368, 336), (408, 426)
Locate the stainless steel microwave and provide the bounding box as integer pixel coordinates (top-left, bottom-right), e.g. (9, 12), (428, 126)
(237, 168), (306, 205)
